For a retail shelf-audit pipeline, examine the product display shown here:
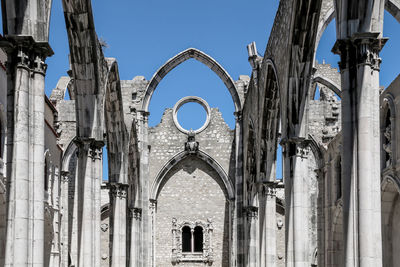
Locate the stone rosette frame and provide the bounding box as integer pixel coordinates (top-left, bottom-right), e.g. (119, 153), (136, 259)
(172, 96), (211, 134)
(171, 218), (214, 264)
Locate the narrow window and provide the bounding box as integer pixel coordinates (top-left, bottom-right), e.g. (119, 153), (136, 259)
(336, 157), (342, 200)
(182, 226), (191, 252)
(44, 160), (49, 191)
(194, 226), (203, 252)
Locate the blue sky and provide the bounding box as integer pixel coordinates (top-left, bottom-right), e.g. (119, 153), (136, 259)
(6, 1), (400, 180)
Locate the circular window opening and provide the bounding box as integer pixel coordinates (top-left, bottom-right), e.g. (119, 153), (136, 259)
(172, 96), (211, 134)
(177, 102), (207, 132)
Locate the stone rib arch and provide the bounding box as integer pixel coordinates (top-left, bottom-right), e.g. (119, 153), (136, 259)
(312, 75), (342, 98)
(259, 59), (280, 182)
(103, 58), (129, 184)
(61, 139), (78, 173)
(150, 150), (234, 201)
(49, 76), (75, 102)
(142, 48), (241, 113)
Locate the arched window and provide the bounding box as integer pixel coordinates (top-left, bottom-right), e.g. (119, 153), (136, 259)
(182, 226), (191, 252)
(193, 226), (203, 252)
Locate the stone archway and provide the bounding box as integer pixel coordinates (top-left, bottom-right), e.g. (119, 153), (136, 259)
(141, 48), (241, 113)
(151, 151), (233, 267)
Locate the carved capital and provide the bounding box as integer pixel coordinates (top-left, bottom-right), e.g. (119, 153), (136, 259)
(60, 171), (70, 183)
(244, 206), (258, 219)
(149, 199), (157, 210)
(333, 33), (388, 72)
(234, 111), (242, 123)
(262, 182), (277, 197)
(108, 183), (128, 199)
(281, 137), (310, 159)
(130, 207), (142, 220)
(74, 138), (104, 161)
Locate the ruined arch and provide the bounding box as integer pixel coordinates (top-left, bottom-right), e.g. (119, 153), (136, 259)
(312, 75), (341, 98)
(150, 150), (234, 201)
(49, 76), (75, 102)
(142, 48), (241, 113)
(103, 59), (129, 184)
(259, 59), (281, 182)
(61, 140), (78, 173)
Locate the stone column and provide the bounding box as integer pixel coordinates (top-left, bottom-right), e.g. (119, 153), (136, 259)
(149, 199), (157, 267)
(129, 207), (142, 267)
(284, 138), (310, 267)
(334, 33), (385, 267)
(49, 167), (61, 267)
(245, 206), (258, 267)
(108, 183), (128, 267)
(75, 139), (103, 267)
(60, 171), (69, 267)
(4, 40), (52, 267)
(234, 111), (243, 266)
(260, 182), (277, 267)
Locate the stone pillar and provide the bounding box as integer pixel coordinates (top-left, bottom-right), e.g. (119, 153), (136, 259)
(234, 111), (243, 266)
(75, 139), (103, 267)
(129, 207), (142, 267)
(245, 206), (258, 267)
(60, 171), (69, 267)
(334, 33), (385, 267)
(149, 199), (157, 267)
(49, 167), (61, 267)
(284, 138), (310, 267)
(108, 183), (128, 267)
(260, 182), (277, 267)
(4, 40), (52, 267)
(137, 110), (150, 266)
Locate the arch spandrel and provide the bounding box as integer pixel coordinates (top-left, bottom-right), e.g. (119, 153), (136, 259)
(142, 48), (241, 113)
(151, 150), (234, 201)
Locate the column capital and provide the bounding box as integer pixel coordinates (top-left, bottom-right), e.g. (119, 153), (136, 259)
(260, 181), (278, 197)
(74, 138), (104, 161)
(130, 207), (142, 220)
(0, 36), (53, 74)
(234, 111), (242, 123)
(280, 137), (311, 159)
(332, 32), (388, 71)
(108, 183), (129, 199)
(244, 205), (258, 219)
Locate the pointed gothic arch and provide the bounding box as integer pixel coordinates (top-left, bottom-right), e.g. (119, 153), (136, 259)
(312, 75), (341, 98)
(142, 48), (241, 113)
(150, 150), (234, 201)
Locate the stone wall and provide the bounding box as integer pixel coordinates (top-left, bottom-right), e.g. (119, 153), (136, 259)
(155, 158), (229, 267)
(148, 104), (234, 266)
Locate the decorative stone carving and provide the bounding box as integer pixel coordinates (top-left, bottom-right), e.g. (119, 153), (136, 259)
(101, 223), (109, 232)
(244, 205), (258, 219)
(108, 183), (128, 199)
(383, 124), (392, 167)
(130, 207), (142, 221)
(171, 218), (214, 264)
(185, 130), (199, 153)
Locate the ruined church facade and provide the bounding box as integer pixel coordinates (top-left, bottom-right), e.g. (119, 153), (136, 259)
(0, 0), (400, 267)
